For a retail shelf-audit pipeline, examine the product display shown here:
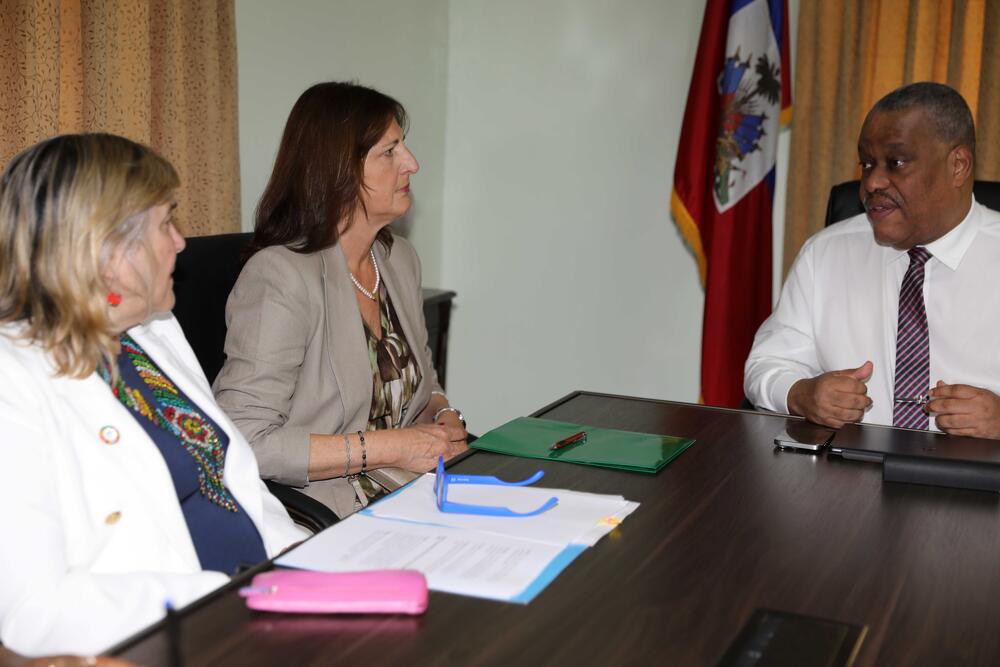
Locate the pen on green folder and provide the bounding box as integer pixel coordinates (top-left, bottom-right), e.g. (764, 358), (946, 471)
(551, 431), (587, 450)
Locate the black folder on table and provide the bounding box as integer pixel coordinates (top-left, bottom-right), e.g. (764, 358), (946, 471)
(830, 422), (1000, 492)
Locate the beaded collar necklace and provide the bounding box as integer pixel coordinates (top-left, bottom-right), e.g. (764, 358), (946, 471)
(100, 333), (238, 512)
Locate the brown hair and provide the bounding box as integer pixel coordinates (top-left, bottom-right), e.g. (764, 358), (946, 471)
(246, 81), (408, 258)
(0, 133), (178, 377)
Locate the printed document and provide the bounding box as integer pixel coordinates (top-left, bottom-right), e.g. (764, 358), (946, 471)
(275, 472), (639, 603)
(276, 513), (579, 603)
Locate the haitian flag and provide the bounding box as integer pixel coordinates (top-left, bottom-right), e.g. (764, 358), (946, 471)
(671, 0), (791, 407)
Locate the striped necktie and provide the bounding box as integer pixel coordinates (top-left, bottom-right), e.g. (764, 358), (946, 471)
(893, 247), (932, 429)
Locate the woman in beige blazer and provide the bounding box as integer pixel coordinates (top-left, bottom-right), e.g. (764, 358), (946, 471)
(213, 83), (468, 519)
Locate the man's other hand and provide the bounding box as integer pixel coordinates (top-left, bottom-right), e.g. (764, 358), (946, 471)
(787, 361), (874, 428)
(927, 381), (1000, 439)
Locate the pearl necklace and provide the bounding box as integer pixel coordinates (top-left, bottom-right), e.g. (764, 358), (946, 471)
(349, 248), (380, 301)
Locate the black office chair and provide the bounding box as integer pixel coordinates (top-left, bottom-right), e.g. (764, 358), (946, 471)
(172, 232), (339, 534)
(825, 179), (1000, 226)
(172, 232), (251, 383)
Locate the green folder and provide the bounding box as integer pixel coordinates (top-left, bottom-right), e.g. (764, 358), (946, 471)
(470, 417), (695, 473)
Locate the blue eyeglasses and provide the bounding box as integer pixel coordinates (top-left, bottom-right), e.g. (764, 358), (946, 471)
(433, 456), (558, 517)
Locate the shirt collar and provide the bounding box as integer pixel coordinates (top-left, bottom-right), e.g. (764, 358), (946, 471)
(886, 196), (978, 270)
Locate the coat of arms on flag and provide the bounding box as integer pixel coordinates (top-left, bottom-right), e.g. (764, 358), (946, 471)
(715, 49), (781, 210)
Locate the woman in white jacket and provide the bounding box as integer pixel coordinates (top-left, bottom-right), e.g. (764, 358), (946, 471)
(0, 134), (307, 658)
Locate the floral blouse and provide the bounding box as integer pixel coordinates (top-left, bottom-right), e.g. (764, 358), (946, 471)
(351, 283), (422, 505)
(365, 284), (422, 431)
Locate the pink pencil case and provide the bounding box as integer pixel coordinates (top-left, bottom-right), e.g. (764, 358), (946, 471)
(239, 569), (428, 615)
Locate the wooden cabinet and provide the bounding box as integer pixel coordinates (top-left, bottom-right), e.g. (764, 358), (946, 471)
(421, 289), (456, 389)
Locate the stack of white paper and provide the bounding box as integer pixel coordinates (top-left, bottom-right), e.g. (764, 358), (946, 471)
(365, 474), (638, 548)
(275, 473), (639, 604)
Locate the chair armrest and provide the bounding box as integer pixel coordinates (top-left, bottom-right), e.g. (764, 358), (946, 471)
(264, 480), (339, 534)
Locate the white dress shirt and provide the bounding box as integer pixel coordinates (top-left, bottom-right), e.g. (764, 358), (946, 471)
(745, 199), (1000, 429)
(0, 315), (308, 657)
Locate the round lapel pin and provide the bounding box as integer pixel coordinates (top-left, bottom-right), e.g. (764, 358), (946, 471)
(99, 425), (120, 445)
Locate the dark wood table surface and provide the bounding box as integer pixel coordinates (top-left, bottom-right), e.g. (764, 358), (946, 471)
(112, 391), (1000, 666)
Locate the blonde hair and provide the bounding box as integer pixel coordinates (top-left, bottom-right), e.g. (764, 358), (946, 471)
(0, 134), (179, 377)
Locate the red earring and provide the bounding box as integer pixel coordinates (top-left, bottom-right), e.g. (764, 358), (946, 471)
(107, 291), (122, 307)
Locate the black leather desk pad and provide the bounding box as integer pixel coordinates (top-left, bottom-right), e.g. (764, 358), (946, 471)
(831, 422), (1000, 465)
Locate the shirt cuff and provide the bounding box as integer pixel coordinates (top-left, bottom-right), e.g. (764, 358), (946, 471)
(769, 372), (802, 415)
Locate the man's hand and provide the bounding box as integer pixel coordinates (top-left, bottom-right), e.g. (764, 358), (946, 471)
(786, 361), (874, 428)
(927, 381), (1000, 439)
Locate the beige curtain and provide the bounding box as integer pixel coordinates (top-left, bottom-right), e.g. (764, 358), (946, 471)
(0, 0), (239, 236)
(784, 0), (1000, 275)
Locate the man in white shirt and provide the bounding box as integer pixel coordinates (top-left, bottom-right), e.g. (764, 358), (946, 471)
(745, 82), (1000, 439)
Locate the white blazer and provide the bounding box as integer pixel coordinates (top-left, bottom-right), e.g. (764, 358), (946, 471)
(0, 315), (307, 657)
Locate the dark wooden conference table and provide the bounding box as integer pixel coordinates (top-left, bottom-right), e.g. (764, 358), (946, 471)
(112, 391), (1000, 666)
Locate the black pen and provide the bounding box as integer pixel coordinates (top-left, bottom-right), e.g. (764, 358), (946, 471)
(166, 599), (183, 667)
(551, 431), (587, 450)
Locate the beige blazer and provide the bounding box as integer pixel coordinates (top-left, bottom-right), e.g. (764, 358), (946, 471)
(213, 235), (442, 518)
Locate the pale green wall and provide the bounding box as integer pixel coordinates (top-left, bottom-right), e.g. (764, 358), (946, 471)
(442, 0), (705, 429)
(235, 0), (449, 286)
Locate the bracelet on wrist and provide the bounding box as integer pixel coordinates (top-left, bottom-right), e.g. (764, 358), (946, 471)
(357, 430), (368, 474)
(342, 434), (352, 478)
(433, 406), (466, 428)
